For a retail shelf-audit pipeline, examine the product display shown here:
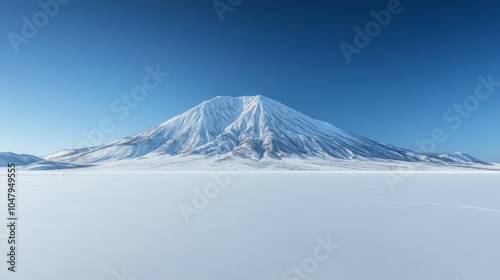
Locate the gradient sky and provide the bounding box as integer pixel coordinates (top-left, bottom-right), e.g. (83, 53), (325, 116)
(1, 0), (499, 162)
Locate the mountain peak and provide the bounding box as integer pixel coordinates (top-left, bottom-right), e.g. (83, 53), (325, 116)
(200, 95), (270, 108)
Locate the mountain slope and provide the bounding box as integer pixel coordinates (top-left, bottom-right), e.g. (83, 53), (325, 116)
(0, 152), (88, 169)
(0, 152), (43, 166)
(45, 95), (487, 167)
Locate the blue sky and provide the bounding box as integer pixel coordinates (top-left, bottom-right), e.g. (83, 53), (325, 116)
(1, 0), (499, 162)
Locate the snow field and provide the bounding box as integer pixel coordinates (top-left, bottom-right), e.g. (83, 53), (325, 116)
(0, 171), (499, 280)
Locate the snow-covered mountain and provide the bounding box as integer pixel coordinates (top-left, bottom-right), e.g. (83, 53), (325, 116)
(0, 152), (43, 166)
(45, 95), (489, 169)
(0, 152), (87, 170)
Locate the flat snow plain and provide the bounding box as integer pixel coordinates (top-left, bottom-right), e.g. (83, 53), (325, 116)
(1, 170), (499, 280)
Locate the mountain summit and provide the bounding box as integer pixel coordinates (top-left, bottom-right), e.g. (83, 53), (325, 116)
(46, 95), (486, 167)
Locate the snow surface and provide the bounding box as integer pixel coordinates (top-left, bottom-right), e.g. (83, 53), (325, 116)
(44, 96), (490, 169)
(73, 154), (500, 172)
(1, 170), (499, 280)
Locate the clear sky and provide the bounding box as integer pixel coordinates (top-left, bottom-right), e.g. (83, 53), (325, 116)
(1, 0), (499, 162)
